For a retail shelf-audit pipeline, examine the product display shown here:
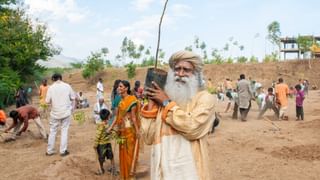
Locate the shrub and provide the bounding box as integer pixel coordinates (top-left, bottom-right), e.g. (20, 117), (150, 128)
(126, 62), (136, 79)
(263, 52), (278, 62)
(70, 62), (83, 69)
(82, 52), (104, 79)
(237, 56), (248, 63)
(249, 56), (259, 63)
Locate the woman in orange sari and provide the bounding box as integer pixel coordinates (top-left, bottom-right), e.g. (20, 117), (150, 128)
(108, 80), (140, 180)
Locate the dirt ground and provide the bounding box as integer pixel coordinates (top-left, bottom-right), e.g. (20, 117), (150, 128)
(1, 61), (320, 180)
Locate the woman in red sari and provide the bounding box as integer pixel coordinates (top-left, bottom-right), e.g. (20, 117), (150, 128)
(108, 80), (140, 180)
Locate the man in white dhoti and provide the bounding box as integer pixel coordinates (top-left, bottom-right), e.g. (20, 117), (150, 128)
(96, 78), (104, 102)
(140, 50), (215, 180)
(93, 98), (108, 124)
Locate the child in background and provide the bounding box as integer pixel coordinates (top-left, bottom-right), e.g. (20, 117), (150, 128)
(94, 109), (116, 175)
(289, 86), (295, 98)
(295, 84), (305, 121)
(257, 87), (279, 119)
(216, 84), (224, 102)
(256, 88), (266, 110)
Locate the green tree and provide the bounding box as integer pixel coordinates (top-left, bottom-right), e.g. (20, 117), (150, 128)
(105, 60), (112, 68)
(0, 1), (59, 107)
(0, 8), (59, 80)
(267, 21), (281, 57)
(237, 56), (248, 63)
(141, 56), (155, 67)
(226, 57), (233, 64)
(263, 52), (278, 62)
(82, 51), (104, 79)
(119, 37), (145, 64)
(145, 47), (151, 55)
(184, 45), (192, 51)
(210, 48), (224, 64)
(194, 36), (200, 48)
(249, 56), (258, 63)
(0, 68), (20, 108)
(297, 36), (313, 57)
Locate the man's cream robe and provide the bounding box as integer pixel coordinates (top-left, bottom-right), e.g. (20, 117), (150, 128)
(140, 90), (215, 180)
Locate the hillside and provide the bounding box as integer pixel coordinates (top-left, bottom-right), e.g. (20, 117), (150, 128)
(65, 59), (320, 94)
(37, 55), (83, 68)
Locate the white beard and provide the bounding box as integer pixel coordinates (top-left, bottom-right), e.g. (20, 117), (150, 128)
(164, 69), (199, 106)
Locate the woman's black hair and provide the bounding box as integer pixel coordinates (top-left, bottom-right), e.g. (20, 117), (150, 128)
(120, 80), (131, 94)
(112, 79), (121, 98)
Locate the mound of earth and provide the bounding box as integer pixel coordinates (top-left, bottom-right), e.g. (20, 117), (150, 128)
(39, 156), (100, 180)
(271, 145), (320, 161)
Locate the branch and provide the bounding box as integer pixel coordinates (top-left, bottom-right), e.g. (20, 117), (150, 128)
(155, 0), (169, 69)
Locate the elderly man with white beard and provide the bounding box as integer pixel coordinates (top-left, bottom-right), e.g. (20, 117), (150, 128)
(140, 50), (215, 180)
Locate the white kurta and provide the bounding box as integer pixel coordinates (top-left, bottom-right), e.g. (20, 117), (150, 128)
(140, 90), (215, 180)
(237, 79), (253, 109)
(96, 82), (104, 100)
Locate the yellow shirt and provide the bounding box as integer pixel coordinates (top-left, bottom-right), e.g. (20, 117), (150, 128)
(94, 121), (111, 146)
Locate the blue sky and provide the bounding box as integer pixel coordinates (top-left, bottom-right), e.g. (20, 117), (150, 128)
(24, 0), (320, 63)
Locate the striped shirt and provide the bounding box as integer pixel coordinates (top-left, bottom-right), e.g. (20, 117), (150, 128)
(94, 121), (111, 146)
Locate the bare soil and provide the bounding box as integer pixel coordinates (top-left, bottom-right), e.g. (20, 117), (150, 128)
(1, 60), (320, 180)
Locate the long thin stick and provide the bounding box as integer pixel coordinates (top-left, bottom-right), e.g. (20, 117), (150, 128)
(0, 129), (15, 134)
(94, 148), (102, 174)
(155, 0), (169, 69)
(130, 139), (139, 175)
(263, 117), (281, 131)
(34, 81), (39, 91)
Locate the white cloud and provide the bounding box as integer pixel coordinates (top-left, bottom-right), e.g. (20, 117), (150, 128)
(25, 0), (88, 23)
(107, 4), (185, 47)
(111, 15), (161, 44)
(170, 3), (192, 17)
(132, 0), (155, 11)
